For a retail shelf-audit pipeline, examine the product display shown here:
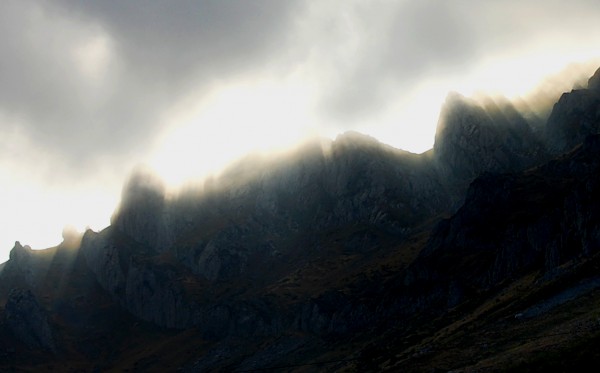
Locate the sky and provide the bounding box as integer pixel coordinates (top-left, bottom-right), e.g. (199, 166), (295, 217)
(2, 0), (600, 262)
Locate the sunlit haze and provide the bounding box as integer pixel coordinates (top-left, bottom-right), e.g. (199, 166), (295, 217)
(2, 0), (600, 262)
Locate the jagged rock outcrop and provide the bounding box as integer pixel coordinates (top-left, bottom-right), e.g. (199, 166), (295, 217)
(4, 289), (56, 352)
(4, 65), (600, 371)
(545, 86), (600, 154)
(588, 67), (600, 91)
(7, 242), (34, 284)
(111, 167), (172, 251)
(78, 88), (569, 331)
(433, 93), (545, 183)
(81, 228), (128, 298)
(108, 135), (451, 284)
(8, 241), (32, 264)
(68, 67), (600, 337)
(407, 135), (600, 309)
(78, 134), (454, 330)
(1, 242), (41, 291)
(81, 227), (195, 329)
(124, 257), (194, 329)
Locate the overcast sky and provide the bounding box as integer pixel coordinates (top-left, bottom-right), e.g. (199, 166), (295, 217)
(2, 0), (600, 262)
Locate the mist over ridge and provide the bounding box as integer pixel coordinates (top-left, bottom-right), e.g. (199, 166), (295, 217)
(3, 1), (600, 369)
(1, 59), (598, 266)
(131, 60), (598, 195)
(1, 62), (600, 371)
(3, 0), (600, 260)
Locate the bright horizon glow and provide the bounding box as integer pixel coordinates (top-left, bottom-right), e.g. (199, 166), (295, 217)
(0, 170), (117, 256)
(150, 55), (600, 190)
(0, 121), (119, 261)
(453, 49), (600, 99)
(149, 78), (320, 187)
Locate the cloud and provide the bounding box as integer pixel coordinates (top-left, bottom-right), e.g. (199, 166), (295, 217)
(305, 0), (482, 124)
(0, 0), (303, 176)
(310, 0), (600, 126)
(54, 0), (304, 83)
(3, 0), (600, 176)
(2, 0), (600, 261)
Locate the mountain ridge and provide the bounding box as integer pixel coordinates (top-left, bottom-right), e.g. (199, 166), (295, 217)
(2, 66), (600, 371)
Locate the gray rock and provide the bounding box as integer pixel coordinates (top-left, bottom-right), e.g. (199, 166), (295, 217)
(545, 88), (600, 153)
(111, 167), (173, 251)
(81, 227), (197, 329)
(411, 134), (600, 310)
(434, 92), (545, 182)
(80, 229), (127, 297)
(124, 257), (193, 329)
(4, 288), (56, 352)
(3, 242), (38, 289)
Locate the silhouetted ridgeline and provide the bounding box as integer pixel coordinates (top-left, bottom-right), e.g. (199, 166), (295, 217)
(2, 67), (600, 371)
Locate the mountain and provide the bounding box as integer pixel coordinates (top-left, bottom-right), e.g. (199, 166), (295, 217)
(1, 66), (600, 371)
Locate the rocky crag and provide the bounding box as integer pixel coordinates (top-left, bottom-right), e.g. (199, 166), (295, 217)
(1, 67), (600, 371)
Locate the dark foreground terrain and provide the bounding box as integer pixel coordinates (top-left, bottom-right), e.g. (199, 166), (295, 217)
(2, 67), (600, 372)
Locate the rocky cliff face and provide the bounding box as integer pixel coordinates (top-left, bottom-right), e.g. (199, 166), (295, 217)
(545, 73), (600, 153)
(79, 134), (454, 331)
(124, 256), (194, 329)
(0, 242), (56, 295)
(99, 134), (450, 284)
(111, 167), (173, 252)
(588, 66), (600, 91)
(76, 81), (583, 332)
(81, 228), (128, 298)
(433, 93), (545, 183)
(3, 65), (600, 371)
(407, 134), (600, 311)
(3, 289), (56, 353)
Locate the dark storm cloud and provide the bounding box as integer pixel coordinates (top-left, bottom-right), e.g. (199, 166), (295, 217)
(0, 0), (302, 173)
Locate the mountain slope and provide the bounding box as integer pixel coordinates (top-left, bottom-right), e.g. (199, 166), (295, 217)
(1, 66), (600, 371)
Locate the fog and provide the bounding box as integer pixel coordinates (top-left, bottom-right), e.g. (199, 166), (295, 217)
(2, 0), (600, 262)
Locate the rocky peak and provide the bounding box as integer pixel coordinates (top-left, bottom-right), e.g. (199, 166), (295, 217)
(333, 131), (381, 150)
(588, 66), (600, 91)
(433, 93), (503, 179)
(111, 167), (169, 251)
(8, 241), (32, 264)
(414, 133), (600, 295)
(115, 166), (166, 215)
(433, 92), (545, 182)
(544, 68), (600, 154)
(3, 242), (39, 289)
